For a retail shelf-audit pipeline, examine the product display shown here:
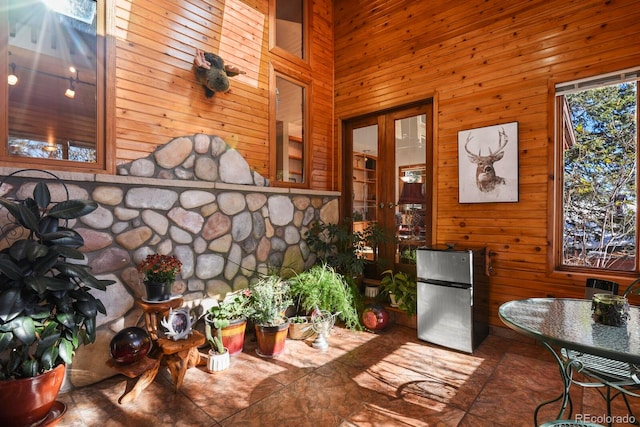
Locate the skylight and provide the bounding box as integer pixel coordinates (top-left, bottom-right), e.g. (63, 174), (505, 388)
(41, 0), (96, 25)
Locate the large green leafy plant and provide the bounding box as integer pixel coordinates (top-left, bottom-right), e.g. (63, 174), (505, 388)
(289, 263), (361, 330)
(0, 181), (114, 379)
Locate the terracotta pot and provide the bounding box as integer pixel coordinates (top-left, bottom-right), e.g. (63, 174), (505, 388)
(255, 320), (289, 357)
(0, 363), (66, 427)
(144, 281), (172, 301)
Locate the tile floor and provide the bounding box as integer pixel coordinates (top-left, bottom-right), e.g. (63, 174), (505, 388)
(55, 323), (640, 427)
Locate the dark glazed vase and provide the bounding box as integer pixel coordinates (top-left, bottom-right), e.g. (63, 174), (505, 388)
(110, 327), (152, 364)
(254, 320), (289, 358)
(0, 363), (66, 427)
(144, 281), (172, 301)
(361, 304), (389, 330)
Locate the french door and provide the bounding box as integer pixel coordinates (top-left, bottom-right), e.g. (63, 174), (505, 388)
(343, 101), (433, 270)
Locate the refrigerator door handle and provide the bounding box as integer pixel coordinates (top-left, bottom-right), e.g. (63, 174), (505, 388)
(418, 279), (471, 289)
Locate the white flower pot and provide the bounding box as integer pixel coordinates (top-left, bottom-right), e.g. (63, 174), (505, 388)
(206, 348), (230, 372)
(389, 293), (399, 307)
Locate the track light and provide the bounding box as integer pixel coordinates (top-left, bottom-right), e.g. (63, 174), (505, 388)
(64, 78), (75, 99)
(8, 63), (17, 86)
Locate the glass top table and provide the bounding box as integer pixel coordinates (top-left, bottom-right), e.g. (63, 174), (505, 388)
(499, 298), (640, 425)
(499, 298), (640, 365)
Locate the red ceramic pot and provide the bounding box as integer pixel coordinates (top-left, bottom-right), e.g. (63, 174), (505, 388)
(219, 317), (247, 355)
(0, 363), (66, 427)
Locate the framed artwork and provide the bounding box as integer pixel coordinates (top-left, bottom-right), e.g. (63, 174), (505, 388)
(458, 122), (519, 203)
(161, 307), (193, 341)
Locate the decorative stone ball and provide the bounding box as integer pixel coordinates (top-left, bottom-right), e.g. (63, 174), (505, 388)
(361, 304), (389, 330)
(110, 327), (152, 364)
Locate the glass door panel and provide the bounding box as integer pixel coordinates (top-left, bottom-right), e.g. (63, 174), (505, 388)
(395, 115), (427, 264)
(345, 102), (432, 275)
(351, 124), (379, 262)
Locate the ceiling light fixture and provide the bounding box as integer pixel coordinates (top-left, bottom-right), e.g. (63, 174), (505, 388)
(7, 63), (17, 86)
(65, 77), (75, 99)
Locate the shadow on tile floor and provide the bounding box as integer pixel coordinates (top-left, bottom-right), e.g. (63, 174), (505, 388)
(56, 324), (640, 427)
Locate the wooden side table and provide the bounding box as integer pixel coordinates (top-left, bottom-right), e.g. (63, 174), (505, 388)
(107, 297), (205, 404)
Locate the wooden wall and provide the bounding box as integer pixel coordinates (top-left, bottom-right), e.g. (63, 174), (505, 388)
(112, 0), (334, 189)
(334, 0), (640, 326)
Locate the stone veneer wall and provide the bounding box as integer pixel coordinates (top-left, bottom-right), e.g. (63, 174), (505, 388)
(0, 134), (340, 388)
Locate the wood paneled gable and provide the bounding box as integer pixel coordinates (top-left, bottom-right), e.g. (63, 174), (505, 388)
(112, 0), (334, 189)
(334, 0), (640, 327)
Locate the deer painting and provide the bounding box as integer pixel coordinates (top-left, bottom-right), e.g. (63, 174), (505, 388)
(464, 128), (508, 192)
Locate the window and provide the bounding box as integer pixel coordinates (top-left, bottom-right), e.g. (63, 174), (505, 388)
(2, 0), (108, 170)
(273, 74), (307, 184)
(556, 69), (639, 272)
(270, 0), (306, 62)
(269, 0), (309, 186)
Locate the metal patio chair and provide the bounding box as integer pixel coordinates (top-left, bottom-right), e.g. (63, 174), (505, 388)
(561, 278), (640, 427)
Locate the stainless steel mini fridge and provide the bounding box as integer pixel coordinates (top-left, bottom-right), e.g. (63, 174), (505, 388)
(416, 246), (489, 353)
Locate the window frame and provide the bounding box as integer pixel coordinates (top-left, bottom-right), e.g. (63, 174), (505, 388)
(552, 68), (640, 275)
(268, 0), (309, 66)
(0, 0), (114, 174)
(268, 66), (311, 188)
(268, 0), (311, 188)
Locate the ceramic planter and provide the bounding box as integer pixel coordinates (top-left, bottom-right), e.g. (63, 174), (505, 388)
(389, 293), (399, 307)
(219, 317), (247, 355)
(205, 315), (247, 356)
(206, 349), (230, 372)
(0, 363), (66, 427)
(144, 281), (172, 301)
(255, 320), (289, 357)
(288, 316), (314, 340)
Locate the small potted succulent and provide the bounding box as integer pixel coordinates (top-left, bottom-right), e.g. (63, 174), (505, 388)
(137, 254), (182, 301)
(245, 274), (292, 357)
(204, 323), (230, 372)
(204, 290), (250, 355)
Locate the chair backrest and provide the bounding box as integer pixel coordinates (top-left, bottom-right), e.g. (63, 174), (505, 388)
(584, 278), (619, 300)
(622, 277), (640, 297)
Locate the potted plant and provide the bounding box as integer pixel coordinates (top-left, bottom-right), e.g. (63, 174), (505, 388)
(287, 314), (314, 340)
(204, 290), (249, 355)
(289, 263), (362, 331)
(305, 218), (392, 289)
(305, 219), (368, 280)
(245, 274), (292, 357)
(0, 179), (114, 426)
(361, 222), (393, 279)
(137, 253), (182, 301)
(379, 269), (418, 318)
(204, 322), (230, 372)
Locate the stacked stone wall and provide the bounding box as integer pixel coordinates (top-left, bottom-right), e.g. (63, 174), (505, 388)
(0, 134), (340, 388)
